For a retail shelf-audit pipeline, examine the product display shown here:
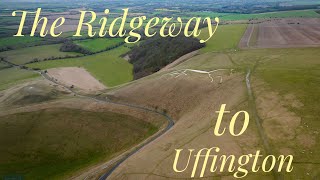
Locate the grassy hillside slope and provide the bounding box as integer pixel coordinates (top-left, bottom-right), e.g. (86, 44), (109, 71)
(104, 47), (320, 179)
(0, 68), (39, 90)
(0, 108), (158, 179)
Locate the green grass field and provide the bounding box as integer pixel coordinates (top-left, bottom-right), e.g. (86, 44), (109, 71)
(75, 38), (123, 52)
(0, 62), (10, 70)
(0, 44), (82, 65)
(189, 10), (320, 21)
(0, 108), (158, 179)
(0, 16), (21, 25)
(0, 68), (39, 90)
(0, 36), (43, 49)
(27, 46), (133, 87)
(252, 48), (320, 126)
(198, 24), (247, 53)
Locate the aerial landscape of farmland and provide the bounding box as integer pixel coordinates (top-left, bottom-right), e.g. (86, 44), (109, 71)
(0, 0), (319, 179)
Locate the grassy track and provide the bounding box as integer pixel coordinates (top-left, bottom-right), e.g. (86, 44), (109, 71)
(198, 24), (247, 53)
(0, 108), (158, 180)
(0, 44), (82, 65)
(27, 46), (133, 87)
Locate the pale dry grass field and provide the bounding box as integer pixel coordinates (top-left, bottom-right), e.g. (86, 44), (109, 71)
(47, 67), (106, 92)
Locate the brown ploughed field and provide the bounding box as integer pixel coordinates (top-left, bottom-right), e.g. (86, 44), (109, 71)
(239, 18), (320, 49)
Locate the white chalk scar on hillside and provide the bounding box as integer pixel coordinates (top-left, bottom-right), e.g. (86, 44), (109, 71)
(161, 69), (234, 83)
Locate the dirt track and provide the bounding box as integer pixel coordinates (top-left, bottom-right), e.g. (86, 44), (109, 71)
(240, 18), (320, 49)
(239, 24), (255, 48)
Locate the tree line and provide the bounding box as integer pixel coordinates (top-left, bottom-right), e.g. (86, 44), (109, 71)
(26, 39), (125, 64)
(128, 35), (205, 79)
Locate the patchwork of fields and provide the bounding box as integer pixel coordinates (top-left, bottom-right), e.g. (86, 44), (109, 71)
(0, 4), (319, 179)
(0, 44), (82, 65)
(27, 46), (133, 87)
(188, 10), (320, 21)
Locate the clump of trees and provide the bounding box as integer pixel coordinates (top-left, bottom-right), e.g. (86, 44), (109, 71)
(60, 40), (92, 55)
(128, 35), (205, 79)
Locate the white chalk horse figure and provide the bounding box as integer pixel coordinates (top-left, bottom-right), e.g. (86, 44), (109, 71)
(162, 69), (234, 83)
